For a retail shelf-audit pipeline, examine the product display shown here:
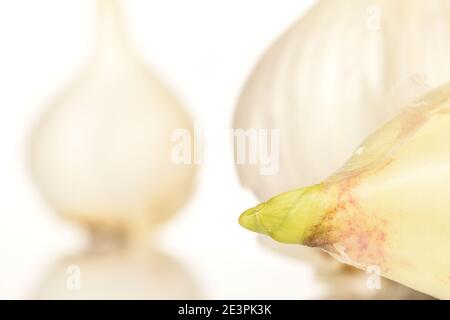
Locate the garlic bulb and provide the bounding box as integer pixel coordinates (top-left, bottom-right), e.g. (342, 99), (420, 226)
(234, 0), (450, 201)
(29, 0), (195, 234)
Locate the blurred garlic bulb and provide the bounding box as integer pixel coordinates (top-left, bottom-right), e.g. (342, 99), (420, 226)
(234, 0), (450, 201)
(29, 0), (195, 234)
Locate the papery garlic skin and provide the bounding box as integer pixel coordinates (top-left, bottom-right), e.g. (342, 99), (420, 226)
(234, 0), (450, 201)
(258, 236), (431, 300)
(29, 0), (195, 232)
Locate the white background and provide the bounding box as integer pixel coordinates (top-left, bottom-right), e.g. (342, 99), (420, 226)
(0, 0), (321, 299)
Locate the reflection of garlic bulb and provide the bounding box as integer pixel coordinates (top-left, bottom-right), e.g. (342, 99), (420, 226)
(35, 248), (200, 299)
(29, 0), (195, 234)
(234, 0), (450, 201)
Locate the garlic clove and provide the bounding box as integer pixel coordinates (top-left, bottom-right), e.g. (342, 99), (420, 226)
(234, 0), (450, 298)
(239, 83), (450, 299)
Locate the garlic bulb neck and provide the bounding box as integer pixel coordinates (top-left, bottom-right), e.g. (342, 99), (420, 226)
(94, 0), (133, 70)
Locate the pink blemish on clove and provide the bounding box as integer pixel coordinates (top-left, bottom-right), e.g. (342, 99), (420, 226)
(324, 176), (388, 269)
(306, 171), (389, 271)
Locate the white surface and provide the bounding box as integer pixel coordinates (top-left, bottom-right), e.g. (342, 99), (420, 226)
(0, 0), (319, 299)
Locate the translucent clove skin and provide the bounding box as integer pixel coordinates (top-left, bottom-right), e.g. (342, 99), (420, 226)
(240, 83), (450, 299)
